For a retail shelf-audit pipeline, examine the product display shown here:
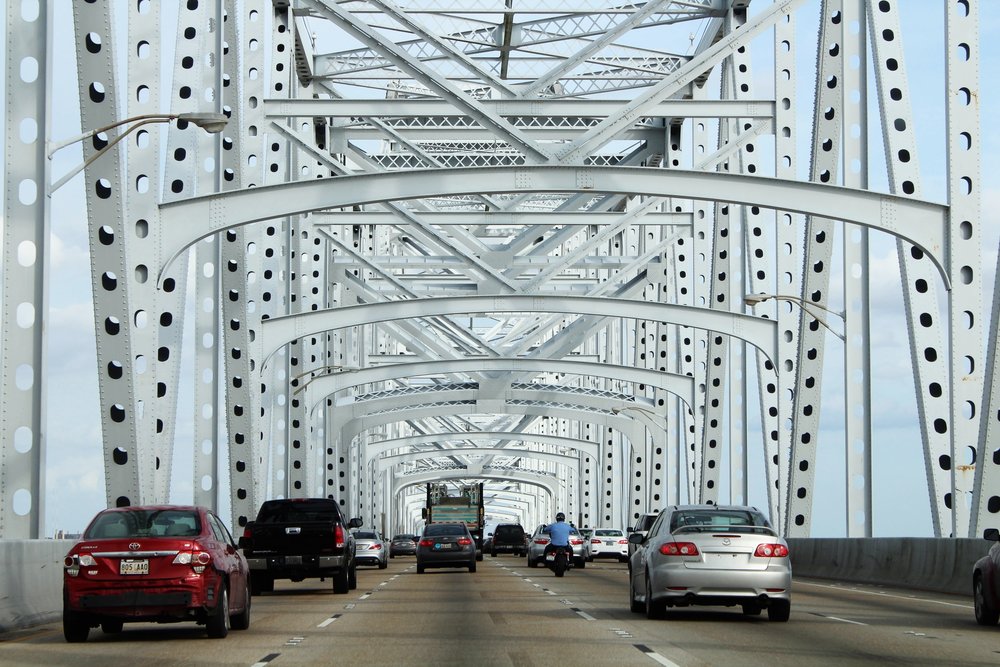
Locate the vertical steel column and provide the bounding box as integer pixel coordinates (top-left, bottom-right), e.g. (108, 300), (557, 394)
(1, 0), (48, 537)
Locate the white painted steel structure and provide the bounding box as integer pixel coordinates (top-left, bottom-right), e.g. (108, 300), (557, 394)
(2, 1), (996, 542)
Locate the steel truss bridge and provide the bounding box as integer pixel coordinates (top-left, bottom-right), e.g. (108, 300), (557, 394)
(2, 0), (997, 542)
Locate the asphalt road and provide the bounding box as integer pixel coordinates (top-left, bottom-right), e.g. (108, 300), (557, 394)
(2, 555), (998, 666)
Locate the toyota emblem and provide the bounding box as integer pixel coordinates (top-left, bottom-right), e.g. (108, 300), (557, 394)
(129, 542), (141, 551)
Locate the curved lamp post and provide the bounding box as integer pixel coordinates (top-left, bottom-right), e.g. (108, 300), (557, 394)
(744, 293), (846, 342)
(47, 111), (228, 195)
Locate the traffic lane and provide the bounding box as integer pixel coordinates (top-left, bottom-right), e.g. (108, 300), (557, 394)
(526, 562), (1000, 667)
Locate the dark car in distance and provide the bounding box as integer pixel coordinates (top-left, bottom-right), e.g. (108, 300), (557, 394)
(974, 527), (1000, 625)
(490, 523), (527, 557)
(390, 534), (418, 557)
(62, 505), (251, 642)
(416, 523), (477, 573)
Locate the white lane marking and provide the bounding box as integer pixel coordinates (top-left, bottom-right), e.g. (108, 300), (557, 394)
(317, 614), (341, 628)
(344, 603), (356, 610)
(574, 609), (596, 621)
(823, 614), (868, 626)
(358, 592), (372, 600)
(635, 644), (682, 667)
(798, 580), (973, 609)
(285, 636), (305, 646)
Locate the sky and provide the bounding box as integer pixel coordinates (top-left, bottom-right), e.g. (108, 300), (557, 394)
(1, 2), (998, 538)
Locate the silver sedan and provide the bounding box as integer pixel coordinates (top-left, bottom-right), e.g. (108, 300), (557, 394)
(628, 505), (791, 621)
(353, 530), (388, 569)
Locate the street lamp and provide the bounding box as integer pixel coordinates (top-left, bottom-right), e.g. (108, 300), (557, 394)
(47, 111), (228, 195)
(744, 293), (846, 342)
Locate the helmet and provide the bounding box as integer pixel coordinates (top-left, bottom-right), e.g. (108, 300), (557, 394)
(556, 512), (566, 521)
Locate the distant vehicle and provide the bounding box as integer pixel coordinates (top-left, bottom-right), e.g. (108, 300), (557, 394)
(527, 524), (586, 569)
(424, 483), (485, 561)
(628, 505), (791, 622)
(389, 534), (418, 558)
(354, 531), (389, 569)
(62, 505), (251, 642)
(579, 527), (594, 561)
(628, 512), (659, 557)
(490, 524), (527, 557)
(973, 527), (1000, 625)
(238, 498), (363, 595)
(416, 523), (478, 573)
(589, 528), (629, 562)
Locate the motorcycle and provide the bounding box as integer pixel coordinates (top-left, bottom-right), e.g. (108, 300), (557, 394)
(545, 544), (571, 577)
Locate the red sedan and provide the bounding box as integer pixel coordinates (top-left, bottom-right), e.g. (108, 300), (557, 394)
(62, 505), (251, 642)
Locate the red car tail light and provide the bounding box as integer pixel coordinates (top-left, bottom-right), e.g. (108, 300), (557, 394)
(173, 550), (212, 573)
(368, 543), (383, 550)
(419, 538), (434, 547)
(334, 524), (345, 549)
(570, 538), (583, 545)
(754, 543), (789, 558)
(618, 539), (628, 545)
(591, 538), (601, 544)
(659, 542), (699, 556)
(457, 537), (472, 546)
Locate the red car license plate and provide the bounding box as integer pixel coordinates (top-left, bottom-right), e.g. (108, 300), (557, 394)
(120, 559), (149, 575)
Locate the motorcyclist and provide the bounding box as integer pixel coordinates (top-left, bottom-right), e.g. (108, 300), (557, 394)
(543, 512), (573, 563)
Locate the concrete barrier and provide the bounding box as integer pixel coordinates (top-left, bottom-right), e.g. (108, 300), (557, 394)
(0, 540), (72, 633)
(787, 537), (988, 596)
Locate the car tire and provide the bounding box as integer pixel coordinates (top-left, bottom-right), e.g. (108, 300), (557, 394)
(333, 565), (350, 594)
(528, 557), (538, 568)
(417, 564), (425, 574)
(644, 574), (662, 620)
(231, 581), (252, 631)
(250, 573), (273, 596)
(206, 586), (230, 639)
(101, 619), (123, 634)
(469, 561), (477, 573)
(390, 553), (395, 559)
(63, 608), (90, 643)
(378, 558), (388, 569)
(767, 599), (791, 622)
(491, 551), (497, 557)
(575, 558), (586, 569)
(629, 580), (643, 613)
(975, 575), (1000, 625)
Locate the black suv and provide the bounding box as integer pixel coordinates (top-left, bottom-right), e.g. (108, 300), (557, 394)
(490, 523), (527, 556)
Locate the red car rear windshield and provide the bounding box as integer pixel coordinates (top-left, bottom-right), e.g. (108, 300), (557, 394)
(85, 509), (201, 539)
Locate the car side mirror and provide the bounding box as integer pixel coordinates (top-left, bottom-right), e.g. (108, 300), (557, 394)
(628, 532), (644, 545)
(348, 517), (363, 529)
(985, 528), (1000, 541)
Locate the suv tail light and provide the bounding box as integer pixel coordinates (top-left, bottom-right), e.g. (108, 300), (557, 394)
(659, 542), (699, 556)
(334, 524), (346, 549)
(754, 543), (789, 558)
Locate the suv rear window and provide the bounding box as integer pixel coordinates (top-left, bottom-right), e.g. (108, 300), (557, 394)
(495, 525), (524, 538)
(255, 499), (342, 524)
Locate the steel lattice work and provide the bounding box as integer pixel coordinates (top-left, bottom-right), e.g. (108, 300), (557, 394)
(1, 1), (996, 540)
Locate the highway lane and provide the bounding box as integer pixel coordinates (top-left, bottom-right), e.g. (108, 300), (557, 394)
(1, 554), (997, 666)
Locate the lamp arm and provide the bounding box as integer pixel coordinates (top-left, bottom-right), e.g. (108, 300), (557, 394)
(46, 113), (178, 158)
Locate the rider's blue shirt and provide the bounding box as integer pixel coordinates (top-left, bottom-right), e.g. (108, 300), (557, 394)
(545, 520), (572, 547)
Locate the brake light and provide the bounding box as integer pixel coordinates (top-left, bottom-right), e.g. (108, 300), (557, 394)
(591, 538), (601, 544)
(64, 553), (95, 577)
(368, 543), (383, 550)
(334, 524), (345, 549)
(242, 526), (253, 539)
(533, 537), (549, 545)
(659, 542), (699, 556)
(173, 550), (213, 573)
(457, 537), (472, 546)
(419, 538), (434, 547)
(754, 543), (789, 558)
(618, 539), (628, 545)
(570, 538), (582, 545)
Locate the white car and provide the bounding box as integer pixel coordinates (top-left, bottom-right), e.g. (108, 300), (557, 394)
(589, 528), (629, 562)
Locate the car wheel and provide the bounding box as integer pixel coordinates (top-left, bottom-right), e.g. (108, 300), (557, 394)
(767, 599), (791, 622)
(469, 560), (477, 573)
(206, 586), (230, 639)
(333, 564), (350, 594)
(575, 558), (586, 569)
(101, 619), (123, 634)
(644, 574), (662, 620)
(629, 579), (643, 613)
(417, 564), (425, 574)
(250, 572), (273, 596)
(231, 580), (252, 631)
(974, 575), (1000, 625)
(63, 608), (90, 643)
(491, 551), (497, 557)
(378, 557), (388, 570)
(741, 603), (762, 616)
(528, 557), (538, 568)
(390, 553), (395, 559)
